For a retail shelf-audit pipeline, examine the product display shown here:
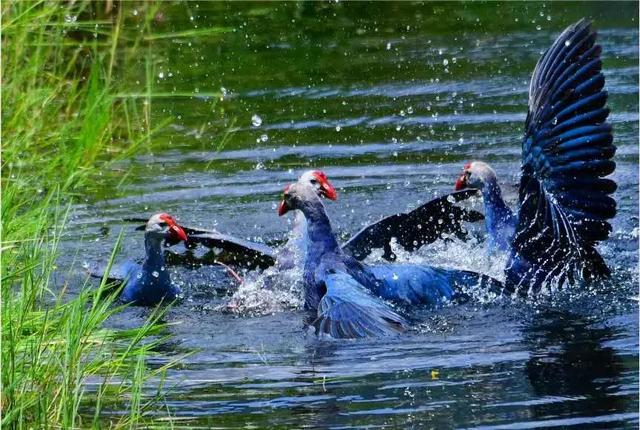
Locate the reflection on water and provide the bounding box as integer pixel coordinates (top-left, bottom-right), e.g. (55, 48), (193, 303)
(524, 311), (628, 425)
(62, 2), (639, 428)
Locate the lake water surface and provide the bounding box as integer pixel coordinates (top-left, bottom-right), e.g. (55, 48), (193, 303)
(62, 2), (638, 428)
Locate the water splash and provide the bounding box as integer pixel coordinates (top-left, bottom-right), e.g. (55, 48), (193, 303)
(224, 265), (305, 316)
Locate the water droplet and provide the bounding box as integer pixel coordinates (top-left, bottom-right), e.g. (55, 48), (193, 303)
(443, 58), (449, 66)
(335, 125), (342, 132)
(152, 271), (159, 278)
(564, 40), (571, 47)
(536, 25), (542, 31)
(65, 15), (77, 23)
(392, 273), (399, 280)
(386, 42), (391, 50)
(251, 114), (262, 127)
(132, 9), (138, 16)
(158, 72), (164, 79)
(259, 134), (269, 142)
(406, 106), (414, 114)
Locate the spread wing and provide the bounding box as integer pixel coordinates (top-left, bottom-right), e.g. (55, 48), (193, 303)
(505, 19), (616, 294)
(366, 264), (502, 305)
(186, 231), (277, 269)
(124, 218), (276, 269)
(342, 190), (484, 261)
(312, 272), (409, 339)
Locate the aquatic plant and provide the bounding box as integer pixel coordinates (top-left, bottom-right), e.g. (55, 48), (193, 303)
(2, 1), (179, 427)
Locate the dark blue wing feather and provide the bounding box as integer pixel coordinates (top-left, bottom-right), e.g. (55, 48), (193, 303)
(505, 19), (616, 294)
(366, 264), (502, 305)
(88, 260), (140, 284)
(342, 190), (484, 261)
(312, 272), (408, 339)
(125, 218), (276, 269)
(187, 231), (276, 267)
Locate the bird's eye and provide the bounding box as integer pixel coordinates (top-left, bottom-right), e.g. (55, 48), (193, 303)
(465, 171), (471, 178)
(310, 179), (318, 184)
(158, 222), (168, 228)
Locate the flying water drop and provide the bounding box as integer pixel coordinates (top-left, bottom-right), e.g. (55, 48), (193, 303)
(251, 114), (262, 127)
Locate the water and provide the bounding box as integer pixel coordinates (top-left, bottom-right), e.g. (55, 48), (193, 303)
(62, 3), (638, 427)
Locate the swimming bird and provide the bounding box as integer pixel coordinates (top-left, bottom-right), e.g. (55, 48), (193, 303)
(454, 19), (616, 293)
(89, 213), (189, 306)
(278, 183), (500, 338)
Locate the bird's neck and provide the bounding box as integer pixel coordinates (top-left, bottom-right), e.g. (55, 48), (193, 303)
(481, 178), (514, 235)
(481, 178), (505, 207)
(300, 201), (341, 257)
(142, 233), (168, 277)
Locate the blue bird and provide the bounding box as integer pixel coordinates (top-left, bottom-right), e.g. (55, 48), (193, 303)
(277, 183), (500, 338)
(89, 213), (189, 306)
(454, 19), (616, 294)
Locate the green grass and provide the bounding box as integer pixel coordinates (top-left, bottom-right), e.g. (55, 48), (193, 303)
(1, 1), (183, 427)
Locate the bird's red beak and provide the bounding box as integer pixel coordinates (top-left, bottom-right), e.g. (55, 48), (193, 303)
(455, 175), (467, 191)
(160, 214), (188, 243)
(277, 200), (289, 216)
(278, 184), (291, 216)
(313, 171), (338, 200)
(169, 223), (188, 243)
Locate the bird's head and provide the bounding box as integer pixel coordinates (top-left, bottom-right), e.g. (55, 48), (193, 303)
(146, 213), (188, 244)
(454, 161), (497, 191)
(298, 170), (338, 200)
(278, 183), (319, 216)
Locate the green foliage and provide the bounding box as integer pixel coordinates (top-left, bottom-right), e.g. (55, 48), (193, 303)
(1, 1), (179, 427)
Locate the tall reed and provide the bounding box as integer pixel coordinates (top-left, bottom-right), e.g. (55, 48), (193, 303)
(2, 1), (177, 427)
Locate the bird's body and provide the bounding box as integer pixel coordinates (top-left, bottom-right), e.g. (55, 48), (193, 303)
(119, 233), (180, 305)
(279, 183), (501, 338)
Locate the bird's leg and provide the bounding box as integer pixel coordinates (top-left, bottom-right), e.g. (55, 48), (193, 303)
(214, 260), (243, 285)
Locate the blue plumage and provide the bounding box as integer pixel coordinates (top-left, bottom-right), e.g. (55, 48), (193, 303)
(313, 272), (409, 338)
(506, 19), (616, 294)
(364, 264), (501, 306)
(456, 20), (616, 294)
(279, 183), (502, 339)
(90, 213), (187, 306)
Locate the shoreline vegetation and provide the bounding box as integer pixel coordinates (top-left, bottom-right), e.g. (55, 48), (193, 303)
(2, 1), (184, 427)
